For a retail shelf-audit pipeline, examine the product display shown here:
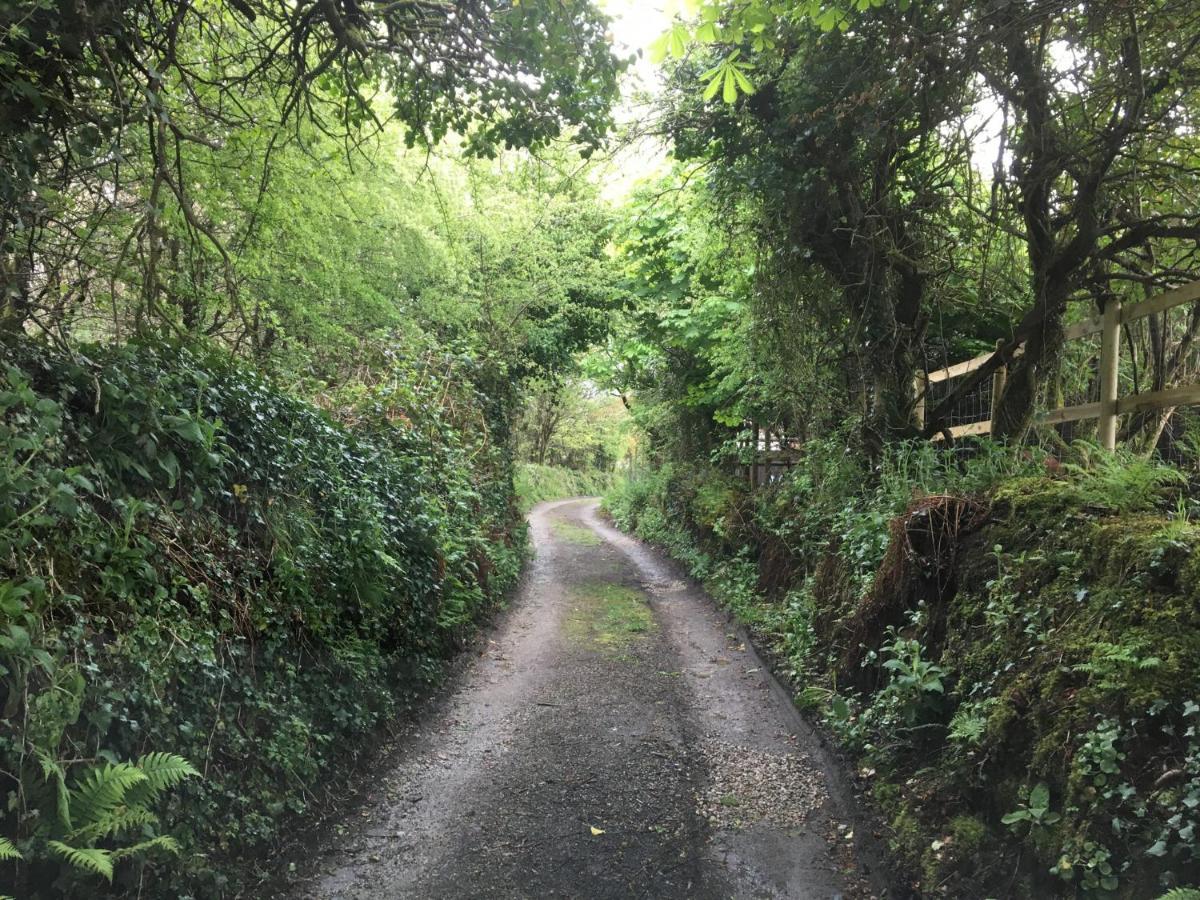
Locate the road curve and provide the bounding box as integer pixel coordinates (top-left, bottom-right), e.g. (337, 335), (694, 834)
(286, 498), (888, 899)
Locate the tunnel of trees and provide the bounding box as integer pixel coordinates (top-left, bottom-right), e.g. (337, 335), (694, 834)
(3, 0), (1200, 896)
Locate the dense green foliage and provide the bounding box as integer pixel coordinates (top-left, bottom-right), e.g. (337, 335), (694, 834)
(599, 3), (1200, 894)
(0, 0), (628, 892)
(0, 335), (525, 895)
(1, 0), (625, 336)
(607, 442), (1200, 895)
(8, 0), (1200, 896)
(645, 0), (1200, 445)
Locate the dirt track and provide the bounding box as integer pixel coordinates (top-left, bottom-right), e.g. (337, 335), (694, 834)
(287, 498), (889, 899)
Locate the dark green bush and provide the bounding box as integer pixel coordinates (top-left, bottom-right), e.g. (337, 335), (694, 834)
(0, 337), (522, 897)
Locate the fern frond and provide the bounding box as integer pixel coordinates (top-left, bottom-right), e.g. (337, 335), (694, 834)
(130, 752), (199, 802)
(110, 835), (180, 862)
(0, 838), (22, 861)
(71, 763), (147, 827)
(47, 841), (114, 882)
(35, 748), (63, 783)
(68, 807), (159, 844)
(35, 749), (72, 830)
(1158, 890), (1200, 900)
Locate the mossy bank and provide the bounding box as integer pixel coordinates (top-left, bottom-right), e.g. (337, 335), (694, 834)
(606, 442), (1200, 898)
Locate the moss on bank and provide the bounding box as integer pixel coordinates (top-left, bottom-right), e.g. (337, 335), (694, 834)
(606, 445), (1200, 897)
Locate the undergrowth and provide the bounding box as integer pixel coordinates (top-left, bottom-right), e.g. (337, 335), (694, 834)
(606, 437), (1200, 898)
(0, 336), (523, 897)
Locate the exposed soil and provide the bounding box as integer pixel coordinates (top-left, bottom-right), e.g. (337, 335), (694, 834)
(283, 498), (892, 899)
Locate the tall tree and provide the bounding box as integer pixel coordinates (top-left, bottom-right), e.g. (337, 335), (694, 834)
(0, 0), (625, 331)
(663, 0), (976, 448)
(930, 0), (1200, 438)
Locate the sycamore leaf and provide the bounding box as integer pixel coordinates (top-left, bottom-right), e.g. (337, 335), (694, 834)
(589, 825), (605, 835)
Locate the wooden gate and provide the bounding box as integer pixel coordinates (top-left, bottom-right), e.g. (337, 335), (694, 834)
(915, 279), (1200, 448)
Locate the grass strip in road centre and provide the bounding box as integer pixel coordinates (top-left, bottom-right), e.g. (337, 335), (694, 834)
(565, 581), (656, 655)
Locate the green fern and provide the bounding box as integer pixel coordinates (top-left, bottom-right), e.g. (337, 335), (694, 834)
(110, 835), (180, 861)
(36, 748), (71, 830)
(0, 838), (22, 861)
(125, 752), (200, 806)
(1157, 890), (1200, 900)
(69, 806), (159, 844)
(29, 751), (199, 882)
(70, 762), (148, 828)
(47, 842), (114, 882)
(1062, 442), (1187, 512)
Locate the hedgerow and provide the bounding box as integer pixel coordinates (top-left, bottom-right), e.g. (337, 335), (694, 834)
(513, 463), (616, 511)
(606, 440), (1200, 897)
(0, 336), (523, 897)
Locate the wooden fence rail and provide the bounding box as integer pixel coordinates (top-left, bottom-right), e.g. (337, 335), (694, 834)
(916, 278), (1200, 449)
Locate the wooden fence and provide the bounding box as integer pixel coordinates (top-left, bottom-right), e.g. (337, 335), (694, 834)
(740, 278), (1200, 485)
(740, 428), (802, 488)
(915, 278), (1200, 449)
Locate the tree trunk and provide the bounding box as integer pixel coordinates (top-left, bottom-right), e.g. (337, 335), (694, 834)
(991, 278), (1070, 440)
(853, 264), (925, 451)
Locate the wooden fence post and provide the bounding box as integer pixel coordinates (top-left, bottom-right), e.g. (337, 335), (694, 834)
(749, 421), (758, 489)
(989, 339), (1007, 427)
(1098, 299), (1122, 450)
(913, 374), (926, 431)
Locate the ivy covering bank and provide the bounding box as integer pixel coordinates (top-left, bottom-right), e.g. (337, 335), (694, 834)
(0, 337), (523, 897)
